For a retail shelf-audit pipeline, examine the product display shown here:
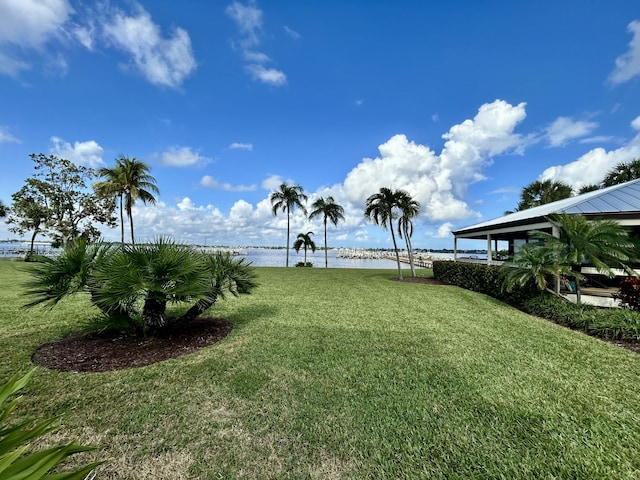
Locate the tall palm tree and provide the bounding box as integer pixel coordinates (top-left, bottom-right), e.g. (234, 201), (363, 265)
(396, 190), (420, 277)
(309, 196), (345, 268)
(602, 159), (640, 187)
(516, 179), (573, 211)
(270, 183), (308, 267)
(365, 187), (404, 280)
(95, 164), (126, 244)
(119, 156), (159, 245)
(293, 231), (316, 265)
(534, 213), (639, 303)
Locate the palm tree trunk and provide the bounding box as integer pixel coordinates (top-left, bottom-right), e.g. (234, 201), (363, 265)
(575, 275), (582, 304)
(286, 207), (290, 267)
(324, 218), (328, 268)
(128, 205), (135, 245)
(119, 193), (124, 244)
(390, 228), (403, 280)
(405, 227), (416, 277)
(142, 297), (167, 330)
(29, 229), (38, 257)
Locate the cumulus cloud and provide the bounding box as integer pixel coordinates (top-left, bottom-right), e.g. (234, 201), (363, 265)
(103, 5), (197, 89)
(434, 222), (453, 238)
(0, 126), (20, 144)
(0, 0), (72, 76)
(160, 146), (211, 167)
(546, 116), (598, 147)
(245, 64), (286, 86)
(229, 142), (253, 151)
(226, 0), (287, 86)
(261, 174), (285, 190)
(609, 20), (640, 85)
(49, 136), (104, 167)
(540, 116), (640, 188)
(200, 175), (257, 192)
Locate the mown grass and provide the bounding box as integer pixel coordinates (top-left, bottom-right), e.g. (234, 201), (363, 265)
(2, 262), (640, 479)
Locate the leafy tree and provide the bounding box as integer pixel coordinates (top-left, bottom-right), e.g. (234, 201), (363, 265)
(12, 154), (116, 247)
(270, 183), (308, 267)
(308, 196), (345, 268)
(293, 231), (316, 265)
(118, 156), (159, 244)
(534, 213), (639, 303)
(396, 190), (420, 277)
(602, 158), (640, 187)
(0, 200), (6, 217)
(516, 179), (573, 211)
(6, 186), (49, 257)
(365, 187), (404, 279)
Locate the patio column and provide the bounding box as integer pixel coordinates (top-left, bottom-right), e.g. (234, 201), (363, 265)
(552, 224), (560, 295)
(486, 234), (493, 264)
(454, 236), (458, 262)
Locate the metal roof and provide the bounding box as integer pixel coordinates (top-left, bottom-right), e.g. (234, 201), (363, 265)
(453, 178), (640, 238)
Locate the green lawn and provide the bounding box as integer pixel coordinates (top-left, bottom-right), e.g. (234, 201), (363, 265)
(2, 261), (640, 479)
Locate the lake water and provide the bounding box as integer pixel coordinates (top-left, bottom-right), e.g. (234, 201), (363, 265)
(0, 242), (475, 268)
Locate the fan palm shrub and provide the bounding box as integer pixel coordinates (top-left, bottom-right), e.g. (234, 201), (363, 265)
(25, 238), (257, 336)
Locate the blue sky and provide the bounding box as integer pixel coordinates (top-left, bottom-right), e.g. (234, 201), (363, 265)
(1, 1), (640, 249)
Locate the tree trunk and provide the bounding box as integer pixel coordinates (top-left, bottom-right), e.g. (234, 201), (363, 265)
(129, 206), (135, 245)
(142, 297), (167, 330)
(286, 207), (290, 267)
(390, 227), (403, 280)
(404, 225), (416, 277)
(119, 193), (124, 244)
(324, 218), (328, 268)
(29, 229), (38, 257)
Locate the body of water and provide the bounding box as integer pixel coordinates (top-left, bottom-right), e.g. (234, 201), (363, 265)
(0, 242), (481, 268)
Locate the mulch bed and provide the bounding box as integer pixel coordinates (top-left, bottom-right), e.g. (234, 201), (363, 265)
(31, 317), (231, 373)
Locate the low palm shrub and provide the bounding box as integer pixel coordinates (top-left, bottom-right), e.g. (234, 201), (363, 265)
(24, 238), (257, 336)
(0, 370), (101, 479)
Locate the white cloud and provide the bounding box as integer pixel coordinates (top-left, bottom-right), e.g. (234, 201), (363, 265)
(341, 100), (528, 226)
(226, 0), (262, 48)
(609, 20), (640, 85)
(200, 175), (256, 192)
(103, 5), (197, 89)
(0, 0), (72, 76)
(434, 222), (453, 238)
(226, 0), (287, 87)
(245, 64), (286, 86)
(284, 26), (300, 39)
(261, 174), (285, 190)
(540, 118), (640, 188)
(229, 142), (253, 151)
(0, 126), (20, 144)
(49, 136), (104, 167)
(160, 146), (211, 167)
(546, 116), (598, 147)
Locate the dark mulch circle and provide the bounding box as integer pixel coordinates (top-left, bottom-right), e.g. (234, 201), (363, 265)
(32, 317), (231, 373)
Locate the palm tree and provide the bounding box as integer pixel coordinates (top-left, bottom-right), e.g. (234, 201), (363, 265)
(534, 213), (639, 303)
(501, 242), (572, 295)
(270, 183), (308, 267)
(95, 164), (126, 244)
(119, 156), (159, 244)
(293, 231), (316, 265)
(602, 159), (640, 187)
(365, 187), (404, 280)
(516, 179), (573, 211)
(578, 184), (600, 194)
(396, 190), (420, 277)
(308, 196), (345, 268)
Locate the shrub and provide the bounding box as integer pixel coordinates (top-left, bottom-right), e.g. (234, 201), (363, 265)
(0, 370), (102, 479)
(295, 262), (313, 267)
(432, 261), (538, 305)
(24, 238), (258, 336)
(613, 276), (640, 312)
